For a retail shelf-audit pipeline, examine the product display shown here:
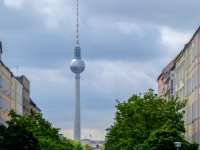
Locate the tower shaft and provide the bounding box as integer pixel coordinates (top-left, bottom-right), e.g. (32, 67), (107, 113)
(74, 74), (80, 140)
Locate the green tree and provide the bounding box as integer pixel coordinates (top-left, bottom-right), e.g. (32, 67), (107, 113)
(83, 143), (92, 150)
(104, 89), (188, 150)
(139, 120), (199, 150)
(39, 137), (84, 150)
(0, 109), (84, 150)
(59, 137), (84, 150)
(0, 111), (40, 150)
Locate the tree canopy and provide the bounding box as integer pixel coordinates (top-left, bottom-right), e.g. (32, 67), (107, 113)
(0, 109), (84, 150)
(83, 143), (92, 150)
(104, 89), (199, 150)
(139, 120), (198, 150)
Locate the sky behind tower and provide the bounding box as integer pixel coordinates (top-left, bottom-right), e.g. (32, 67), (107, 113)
(1, 0), (200, 140)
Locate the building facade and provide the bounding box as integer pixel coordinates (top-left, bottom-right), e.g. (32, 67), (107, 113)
(158, 26), (200, 146)
(174, 27), (200, 143)
(157, 57), (176, 97)
(0, 41), (41, 126)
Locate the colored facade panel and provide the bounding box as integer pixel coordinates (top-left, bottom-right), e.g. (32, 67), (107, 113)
(11, 77), (23, 115)
(11, 99), (15, 110)
(17, 75), (30, 115)
(0, 64), (11, 123)
(16, 102), (23, 115)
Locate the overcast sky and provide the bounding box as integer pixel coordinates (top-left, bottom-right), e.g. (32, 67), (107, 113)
(1, 0), (200, 140)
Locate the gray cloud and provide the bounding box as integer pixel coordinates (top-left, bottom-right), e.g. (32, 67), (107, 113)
(1, 0), (198, 69)
(3, 0), (200, 140)
(81, 0), (200, 31)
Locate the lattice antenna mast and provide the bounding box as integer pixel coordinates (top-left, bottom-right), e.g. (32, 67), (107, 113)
(76, 0), (79, 47)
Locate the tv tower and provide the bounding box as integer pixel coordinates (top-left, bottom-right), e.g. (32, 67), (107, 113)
(70, 0), (85, 141)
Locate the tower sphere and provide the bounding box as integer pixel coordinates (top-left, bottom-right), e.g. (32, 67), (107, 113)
(70, 59), (85, 74)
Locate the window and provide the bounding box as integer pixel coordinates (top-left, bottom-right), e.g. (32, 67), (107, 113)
(195, 41), (198, 58)
(188, 52), (191, 66)
(188, 79), (190, 94)
(179, 68), (182, 81)
(0, 96), (2, 108)
(188, 78), (192, 94)
(192, 135), (195, 142)
(188, 136), (192, 143)
(191, 101), (198, 122)
(192, 74), (195, 91)
(176, 70), (179, 84)
(195, 101), (198, 120)
(180, 88), (183, 101)
(192, 45), (195, 62)
(192, 103), (195, 122)
(188, 105), (192, 124)
(2, 98), (11, 112)
(196, 133), (198, 143)
(195, 71), (198, 88)
(190, 78), (192, 93)
(184, 84), (187, 97)
(184, 108), (187, 125)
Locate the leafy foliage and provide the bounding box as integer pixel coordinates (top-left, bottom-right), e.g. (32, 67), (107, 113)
(139, 120), (199, 150)
(0, 109), (84, 150)
(39, 137), (84, 150)
(104, 89), (197, 150)
(83, 143), (92, 150)
(0, 111), (40, 150)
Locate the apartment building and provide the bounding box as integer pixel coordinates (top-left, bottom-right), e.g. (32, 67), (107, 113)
(157, 26), (200, 145)
(0, 41), (41, 125)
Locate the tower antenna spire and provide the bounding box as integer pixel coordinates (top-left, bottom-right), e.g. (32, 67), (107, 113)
(76, 0), (79, 47)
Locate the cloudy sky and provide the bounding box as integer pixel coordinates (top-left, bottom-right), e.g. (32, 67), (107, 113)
(1, 0), (200, 140)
